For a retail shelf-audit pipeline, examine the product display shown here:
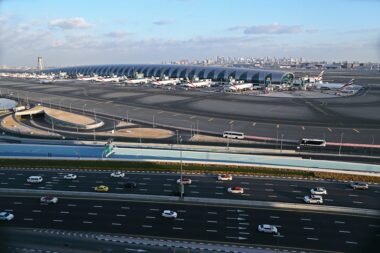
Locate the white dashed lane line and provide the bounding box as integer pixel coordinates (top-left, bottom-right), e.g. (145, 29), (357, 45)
(145, 216), (156, 219)
(53, 219), (63, 222)
(307, 237), (319, 241)
(172, 227), (183, 230)
(339, 230), (351, 233)
(88, 213), (98, 216)
(93, 205), (103, 208)
(116, 214), (126, 217)
(32, 210), (42, 213)
(142, 225), (152, 228)
(346, 241), (358, 245)
(301, 218), (311, 221)
(206, 230), (218, 232)
(83, 221), (93, 224)
(23, 218), (33, 221)
(334, 221), (345, 224)
(112, 223), (122, 226)
(269, 216), (280, 219)
(60, 211), (70, 214)
(303, 227), (315, 230)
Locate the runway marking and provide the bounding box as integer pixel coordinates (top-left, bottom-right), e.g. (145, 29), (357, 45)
(301, 126), (305, 130)
(339, 230), (351, 233)
(353, 128), (360, 133)
(190, 116), (196, 119)
(252, 122), (256, 127)
(208, 118), (214, 122)
(327, 128), (332, 132)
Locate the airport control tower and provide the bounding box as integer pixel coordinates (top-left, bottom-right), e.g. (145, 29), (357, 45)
(37, 56), (44, 70)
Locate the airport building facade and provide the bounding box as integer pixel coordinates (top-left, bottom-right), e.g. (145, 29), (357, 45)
(45, 64), (294, 85)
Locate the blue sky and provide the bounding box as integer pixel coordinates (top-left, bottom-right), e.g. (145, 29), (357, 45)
(0, 0), (379, 66)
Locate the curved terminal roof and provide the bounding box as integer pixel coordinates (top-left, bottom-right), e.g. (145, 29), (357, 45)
(44, 64), (294, 84)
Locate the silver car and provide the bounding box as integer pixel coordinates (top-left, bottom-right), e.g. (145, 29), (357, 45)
(350, 182), (368, 190)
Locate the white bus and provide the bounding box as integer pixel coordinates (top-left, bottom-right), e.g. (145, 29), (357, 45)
(222, 131), (245, 140)
(299, 138), (326, 147)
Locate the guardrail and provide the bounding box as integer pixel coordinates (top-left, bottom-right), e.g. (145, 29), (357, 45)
(1, 188), (379, 217)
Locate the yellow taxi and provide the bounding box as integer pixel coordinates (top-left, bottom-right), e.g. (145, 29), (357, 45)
(94, 185), (109, 192)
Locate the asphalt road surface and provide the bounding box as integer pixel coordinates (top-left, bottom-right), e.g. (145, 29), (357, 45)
(0, 196), (378, 253)
(1, 79), (379, 145)
(0, 168), (379, 210)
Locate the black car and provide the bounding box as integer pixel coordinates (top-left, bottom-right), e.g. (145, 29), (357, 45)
(124, 181), (137, 189)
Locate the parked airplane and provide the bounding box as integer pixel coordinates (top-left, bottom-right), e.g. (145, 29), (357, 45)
(224, 82), (253, 92)
(316, 79), (355, 90)
(124, 77), (150, 84)
(182, 78), (212, 88)
(152, 78), (180, 86)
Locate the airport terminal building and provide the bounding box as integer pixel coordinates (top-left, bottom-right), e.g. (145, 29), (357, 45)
(44, 64), (294, 85)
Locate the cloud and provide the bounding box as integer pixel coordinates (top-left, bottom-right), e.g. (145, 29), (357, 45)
(49, 17), (93, 30)
(153, 20), (173, 25)
(104, 31), (132, 38)
(243, 23), (303, 34)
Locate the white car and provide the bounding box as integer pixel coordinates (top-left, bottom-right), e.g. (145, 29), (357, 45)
(227, 186), (244, 194)
(258, 224), (278, 234)
(111, 171), (125, 178)
(176, 178), (192, 185)
(0, 211), (14, 221)
(40, 196), (58, 204)
(63, 174), (77, 180)
(218, 174), (233, 181)
(162, 210), (177, 218)
(303, 195), (323, 204)
(27, 176), (43, 183)
(310, 187), (327, 195)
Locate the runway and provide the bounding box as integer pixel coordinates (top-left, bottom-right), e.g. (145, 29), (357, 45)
(0, 79), (379, 145)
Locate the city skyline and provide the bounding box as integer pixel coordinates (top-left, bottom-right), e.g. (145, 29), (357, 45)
(1, 0), (380, 66)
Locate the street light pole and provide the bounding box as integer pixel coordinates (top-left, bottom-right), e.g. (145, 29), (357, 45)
(176, 130), (179, 144)
(69, 103), (72, 112)
(179, 136), (184, 199)
(338, 132), (344, 156)
(280, 134), (284, 152)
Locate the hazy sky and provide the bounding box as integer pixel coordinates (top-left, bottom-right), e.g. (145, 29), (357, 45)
(1, 0), (379, 66)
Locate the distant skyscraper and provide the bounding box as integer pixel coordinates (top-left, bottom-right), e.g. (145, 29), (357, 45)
(37, 56), (44, 70)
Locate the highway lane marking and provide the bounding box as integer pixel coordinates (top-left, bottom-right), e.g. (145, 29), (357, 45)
(292, 190), (301, 193)
(227, 217), (245, 221)
(172, 114), (179, 117)
(190, 191), (200, 194)
(8, 177), (15, 180)
(306, 237), (319, 241)
(93, 205), (103, 208)
(139, 189), (148, 191)
(166, 179), (175, 181)
(206, 230), (218, 233)
(241, 182), (250, 185)
(177, 210), (187, 213)
(172, 227), (183, 230)
(207, 212), (218, 215)
(116, 214), (126, 217)
(369, 224), (380, 228)
(149, 208), (159, 211)
(334, 221), (345, 224)
(188, 185), (197, 188)
(215, 192), (224, 195)
(53, 219), (63, 222)
(345, 241), (358, 245)
(24, 218), (33, 221)
(353, 128), (360, 133)
(83, 221), (93, 224)
(157, 111), (164, 114)
(175, 218), (184, 221)
(68, 185), (77, 188)
(353, 201), (363, 204)
(115, 187), (123, 190)
(145, 216), (156, 219)
(239, 232), (250, 235)
(290, 184), (298, 187)
(303, 227), (314, 230)
(190, 116), (196, 119)
(142, 178), (151, 180)
(208, 118), (214, 122)
(1, 182), (8, 185)
(239, 214), (249, 217)
(252, 122), (256, 127)
(301, 218), (311, 221)
(163, 190), (172, 192)
(95, 181), (104, 183)
(324, 198), (334, 202)
(215, 186), (224, 189)
(339, 230), (351, 233)
(142, 225), (152, 228)
(268, 195), (278, 198)
(121, 206), (130, 210)
(32, 210), (42, 213)
(112, 223), (122, 226)
(60, 211), (70, 214)
(269, 216), (280, 219)
(265, 183), (274, 186)
(207, 220), (218, 223)
(229, 120), (234, 124)
(88, 213), (98, 215)
(163, 184), (172, 186)
(265, 189), (274, 192)
(327, 128), (332, 132)
(138, 183), (147, 185)
(13, 202), (22, 205)
(349, 194), (358, 197)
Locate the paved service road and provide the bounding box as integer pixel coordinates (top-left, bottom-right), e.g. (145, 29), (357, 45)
(0, 168), (379, 210)
(0, 196), (378, 253)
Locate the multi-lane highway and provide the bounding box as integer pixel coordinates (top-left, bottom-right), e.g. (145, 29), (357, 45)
(1, 79), (379, 145)
(0, 195), (378, 253)
(0, 168), (379, 210)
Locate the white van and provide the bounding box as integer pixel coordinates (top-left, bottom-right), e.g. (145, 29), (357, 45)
(27, 176), (43, 183)
(222, 131), (245, 140)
